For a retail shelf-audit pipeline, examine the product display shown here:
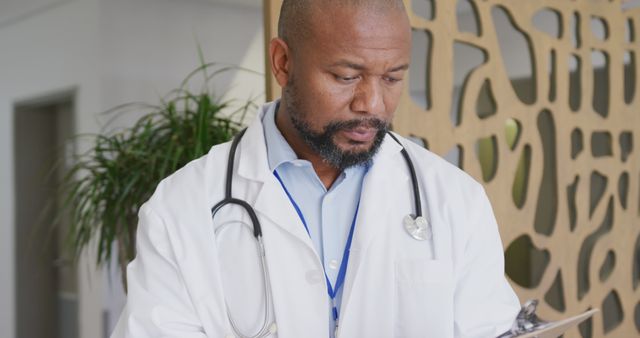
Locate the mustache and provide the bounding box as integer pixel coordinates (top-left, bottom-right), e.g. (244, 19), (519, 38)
(323, 118), (390, 133)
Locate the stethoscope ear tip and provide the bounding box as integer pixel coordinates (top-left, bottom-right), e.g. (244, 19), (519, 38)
(403, 214), (432, 241)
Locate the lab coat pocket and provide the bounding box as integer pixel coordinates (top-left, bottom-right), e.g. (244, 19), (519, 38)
(394, 259), (454, 338)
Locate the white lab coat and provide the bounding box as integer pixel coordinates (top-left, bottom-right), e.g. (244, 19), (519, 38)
(111, 101), (520, 338)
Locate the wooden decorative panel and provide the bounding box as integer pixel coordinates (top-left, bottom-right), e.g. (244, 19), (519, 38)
(264, 0), (640, 336)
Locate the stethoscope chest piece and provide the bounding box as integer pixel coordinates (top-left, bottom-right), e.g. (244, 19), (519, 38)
(403, 215), (431, 241)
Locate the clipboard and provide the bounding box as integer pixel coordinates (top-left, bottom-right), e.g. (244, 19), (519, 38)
(515, 309), (599, 338)
(497, 300), (599, 338)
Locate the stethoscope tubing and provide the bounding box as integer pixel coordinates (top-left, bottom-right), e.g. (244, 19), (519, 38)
(212, 128), (273, 338)
(386, 132), (423, 218)
(211, 128), (263, 238)
(211, 127), (424, 338)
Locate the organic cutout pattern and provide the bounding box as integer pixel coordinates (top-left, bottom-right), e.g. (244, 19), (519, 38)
(394, 2), (639, 335)
(534, 110), (557, 236)
(452, 42), (486, 126)
(567, 175), (579, 232)
(444, 144), (462, 168)
(457, 0), (480, 36)
(549, 49), (557, 102)
(634, 302), (640, 332)
(599, 250), (615, 282)
(533, 8), (562, 39)
(579, 314), (594, 338)
(619, 131), (633, 162)
(634, 234), (640, 290)
(625, 51), (636, 105)
(505, 234), (550, 289)
(410, 29), (433, 110)
(264, 1), (640, 336)
(572, 12), (582, 48)
(545, 271), (566, 312)
(505, 118), (521, 150)
(619, 172), (629, 210)
(512, 144), (531, 209)
(591, 16), (609, 41)
(602, 290), (623, 333)
(476, 79), (497, 119)
(591, 131), (612, 158)
(592, 50), (610, 118)
(391, 2), (640, 335)
(578, 198), (614, 300)
(476, 135), (498, 182)
(412, 0), (434, 21)
(408, 134), (429, 149)
(590, 171), (608, 218)
(569, 54), (582, 112)
(492, 6), (536, 105)
(572, 128), (584, 160)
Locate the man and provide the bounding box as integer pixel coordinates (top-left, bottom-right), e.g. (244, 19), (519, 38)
(112, 0), (520, 337)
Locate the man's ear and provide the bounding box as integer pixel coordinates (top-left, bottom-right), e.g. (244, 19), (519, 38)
(269, 38), (291, 88)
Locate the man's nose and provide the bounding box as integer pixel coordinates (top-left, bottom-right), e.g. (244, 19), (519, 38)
(350, 78), (385, 115)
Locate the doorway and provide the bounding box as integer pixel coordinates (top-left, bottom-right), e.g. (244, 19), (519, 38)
(13, 92), (78, 338)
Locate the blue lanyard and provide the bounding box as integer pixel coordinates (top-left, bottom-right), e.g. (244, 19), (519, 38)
(273, 170), (359, 324)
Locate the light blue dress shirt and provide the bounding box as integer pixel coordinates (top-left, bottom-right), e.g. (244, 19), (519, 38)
(262, 101), (367, 337)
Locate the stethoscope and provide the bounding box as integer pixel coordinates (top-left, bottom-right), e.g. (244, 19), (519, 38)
(211, 128), (431, 338)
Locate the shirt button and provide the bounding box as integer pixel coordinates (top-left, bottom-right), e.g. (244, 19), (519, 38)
(328, 259), (339, 270)
(306, 270), (324, 284)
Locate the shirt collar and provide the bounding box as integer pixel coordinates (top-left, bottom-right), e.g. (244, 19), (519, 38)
(262, 99), (301, 172)
(262, 99), (369, 178)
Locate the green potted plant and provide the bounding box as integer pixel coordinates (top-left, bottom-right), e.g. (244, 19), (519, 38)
(56, 63), (259, 290)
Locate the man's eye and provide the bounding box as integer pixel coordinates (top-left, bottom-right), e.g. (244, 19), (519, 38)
(384, 76), (401, 84)
(335, 75), (359, 83)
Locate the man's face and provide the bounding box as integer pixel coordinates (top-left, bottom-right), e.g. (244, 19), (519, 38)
(282, 5), (412, 169)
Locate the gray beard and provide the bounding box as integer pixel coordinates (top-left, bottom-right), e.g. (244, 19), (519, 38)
(283, 86), (389, 170)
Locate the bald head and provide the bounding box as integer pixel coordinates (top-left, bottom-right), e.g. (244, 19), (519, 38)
(268, 0), (411, 172)
(277, 0), (407, 49)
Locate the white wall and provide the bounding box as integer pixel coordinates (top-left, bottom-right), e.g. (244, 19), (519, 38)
(97, 0), (265, 127)
(0, 1), (102, 337)
(94, 0), (265, 333)
(0, 0), (265, 337)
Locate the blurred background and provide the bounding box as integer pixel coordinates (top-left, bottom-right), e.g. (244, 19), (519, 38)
(1, 0), (639, 337)
(0, 1), (264, 337)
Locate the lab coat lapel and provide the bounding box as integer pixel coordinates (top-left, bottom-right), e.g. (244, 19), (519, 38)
(349, 133), (407, 254)
(235, 106), (316, 253)
(233, 105), (328, 336)
(338, 134), (408, 323)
